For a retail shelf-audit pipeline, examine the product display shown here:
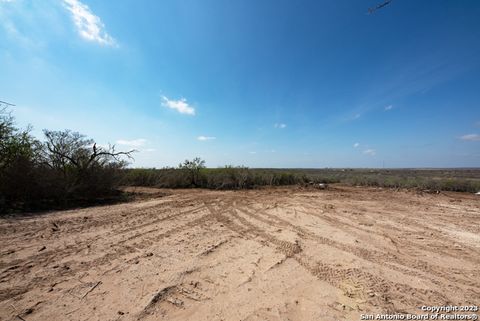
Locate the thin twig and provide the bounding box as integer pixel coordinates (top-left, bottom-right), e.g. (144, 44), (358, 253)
(81, 281), (102, 299)
(65, 308), (80, 315)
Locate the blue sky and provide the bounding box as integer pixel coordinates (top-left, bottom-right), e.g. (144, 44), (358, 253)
(1, 0), (479, 168)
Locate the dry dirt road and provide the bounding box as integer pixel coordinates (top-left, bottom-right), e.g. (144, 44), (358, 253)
(1, 186), (479, 321)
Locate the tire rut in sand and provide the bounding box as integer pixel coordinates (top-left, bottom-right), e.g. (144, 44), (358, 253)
(232, 204), (456, 312)
(0, 212), (216, 302)
(242, 204), (480, 291)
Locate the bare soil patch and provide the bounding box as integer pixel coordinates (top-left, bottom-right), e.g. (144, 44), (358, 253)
(1, 186), (479, 320)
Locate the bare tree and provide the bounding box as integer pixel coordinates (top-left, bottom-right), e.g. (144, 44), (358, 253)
(40, 130), (136, 197)
(41, 130), (135, 172)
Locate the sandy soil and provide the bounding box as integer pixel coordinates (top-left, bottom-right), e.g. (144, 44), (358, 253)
(1, 186), (479, 321)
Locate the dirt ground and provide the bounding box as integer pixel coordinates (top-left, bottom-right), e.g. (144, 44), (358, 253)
(1, 186), (479, 321)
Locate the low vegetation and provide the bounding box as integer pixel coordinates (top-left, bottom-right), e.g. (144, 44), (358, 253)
(121, 167), (480, 193)
(298, 168), (480, 192)
(121, 166), (310, 190)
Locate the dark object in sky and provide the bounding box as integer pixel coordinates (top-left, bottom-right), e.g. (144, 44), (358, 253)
(368, 0), (392, 14)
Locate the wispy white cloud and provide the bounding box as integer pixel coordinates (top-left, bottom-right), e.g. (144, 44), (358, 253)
(459, 134), (480, 142)
(248, 151), (257, 154)
(0, 2), (40, 49)
(384, 105), (393, 111)
(353, 142), (360, 148)
(197, 136), (216, 141)
(1, 18), (30, 46)
(62, 0), (117, 46)
(116, 138), (147, 147)
(162, 96), (195, 115)
(363, 149), (376, 156)
(274, 123), (286, 129)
